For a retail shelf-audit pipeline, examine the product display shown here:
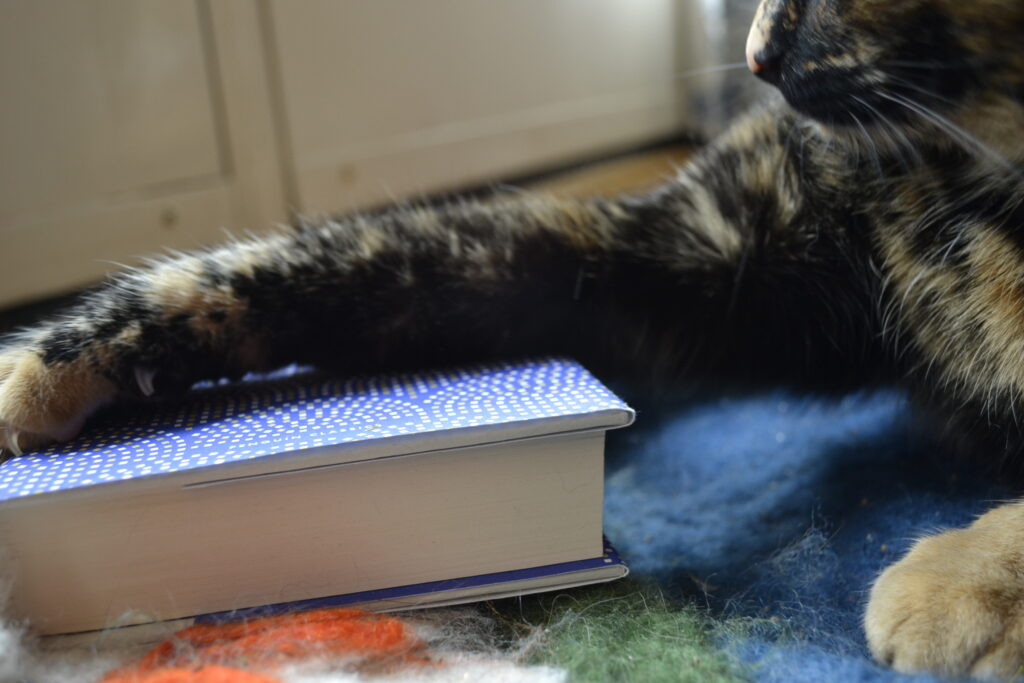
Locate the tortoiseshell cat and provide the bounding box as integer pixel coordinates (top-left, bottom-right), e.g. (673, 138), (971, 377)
(2, 0), (1024, 676)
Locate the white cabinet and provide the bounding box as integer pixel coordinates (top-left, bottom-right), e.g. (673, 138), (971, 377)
(0, 0), (702, 307)
(0, 0), (283, 306)
(267, 0), (698, 211)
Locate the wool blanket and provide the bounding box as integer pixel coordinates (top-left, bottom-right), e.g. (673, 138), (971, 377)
(605, 387), (1001, 682)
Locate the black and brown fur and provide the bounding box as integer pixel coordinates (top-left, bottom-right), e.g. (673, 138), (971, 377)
(3, 0), (1024, 677)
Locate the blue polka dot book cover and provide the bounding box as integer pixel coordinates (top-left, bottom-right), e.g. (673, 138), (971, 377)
(0, 357), (632, 635)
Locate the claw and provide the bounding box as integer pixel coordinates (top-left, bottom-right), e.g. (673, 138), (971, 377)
(8, 432), (22, 457)
(134, 366), (156, 397)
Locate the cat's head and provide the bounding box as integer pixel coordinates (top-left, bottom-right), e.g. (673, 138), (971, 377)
(746, 0), (1024, 148)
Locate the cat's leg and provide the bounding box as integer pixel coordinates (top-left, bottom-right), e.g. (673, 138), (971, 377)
(0, 199), (625, 453)
(0, 102), (880, 454)
(866, 502), (1024, 679)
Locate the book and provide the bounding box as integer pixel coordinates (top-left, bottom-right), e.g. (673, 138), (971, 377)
(0, 358), (633, 635)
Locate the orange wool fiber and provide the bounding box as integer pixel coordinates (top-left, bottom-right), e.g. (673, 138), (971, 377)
(103, 665), (277, 683)
(102, 608), (433, 683)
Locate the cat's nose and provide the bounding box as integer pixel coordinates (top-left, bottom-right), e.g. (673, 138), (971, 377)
(746, 1), (785, 86)
(745, 16), (782, 85)
(747, 48), (784, 86)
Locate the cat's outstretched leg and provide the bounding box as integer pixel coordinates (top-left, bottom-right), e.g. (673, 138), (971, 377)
(0, 102), (879, 455)
(0, 197), (654, 454)
(866, 502), (1024, 679)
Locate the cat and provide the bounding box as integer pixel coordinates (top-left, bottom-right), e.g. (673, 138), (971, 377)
(1, 0), (1024, 677)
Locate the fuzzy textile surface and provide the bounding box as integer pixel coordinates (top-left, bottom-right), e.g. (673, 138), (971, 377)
(604, 387), (1012, 682)
(2, 388), (1015, 682)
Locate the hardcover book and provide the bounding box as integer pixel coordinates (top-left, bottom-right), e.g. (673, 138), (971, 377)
(0, 358), (633, 635)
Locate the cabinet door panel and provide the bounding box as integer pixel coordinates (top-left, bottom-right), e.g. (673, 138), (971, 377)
(0, 0), (220, 216)
(0, 0), (284, 306)
(267, 0), (696, 212)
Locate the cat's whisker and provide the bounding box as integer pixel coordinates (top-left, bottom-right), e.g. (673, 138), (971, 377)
(935, 229), (969, 268)
(849, 110), (884, 175)
(880, 60), (965, 71)
(877, 122), (916, 171)
(883, 74), (958, 107)
(875, 90), (1021, 177)
(671, 62), (748, 81)
(883, 93), (990, 157)
(850, 94), (923, 169)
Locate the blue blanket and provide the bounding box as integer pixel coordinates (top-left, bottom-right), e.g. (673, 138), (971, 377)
(604, 389), (1012, 682)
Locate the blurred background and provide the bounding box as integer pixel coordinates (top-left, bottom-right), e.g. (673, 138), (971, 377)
(0, 0), (763, 312)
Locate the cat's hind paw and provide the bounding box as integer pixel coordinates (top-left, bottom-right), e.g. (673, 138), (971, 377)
(0, 346), (116, 456)
(866, 504), (1024, 680)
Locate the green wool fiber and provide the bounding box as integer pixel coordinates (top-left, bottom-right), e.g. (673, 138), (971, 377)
(489, 580), (747, 682)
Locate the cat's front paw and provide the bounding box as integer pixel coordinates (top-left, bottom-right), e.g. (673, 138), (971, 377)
(0, 345), (117, 455)
(866, 504), (1024, 680)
